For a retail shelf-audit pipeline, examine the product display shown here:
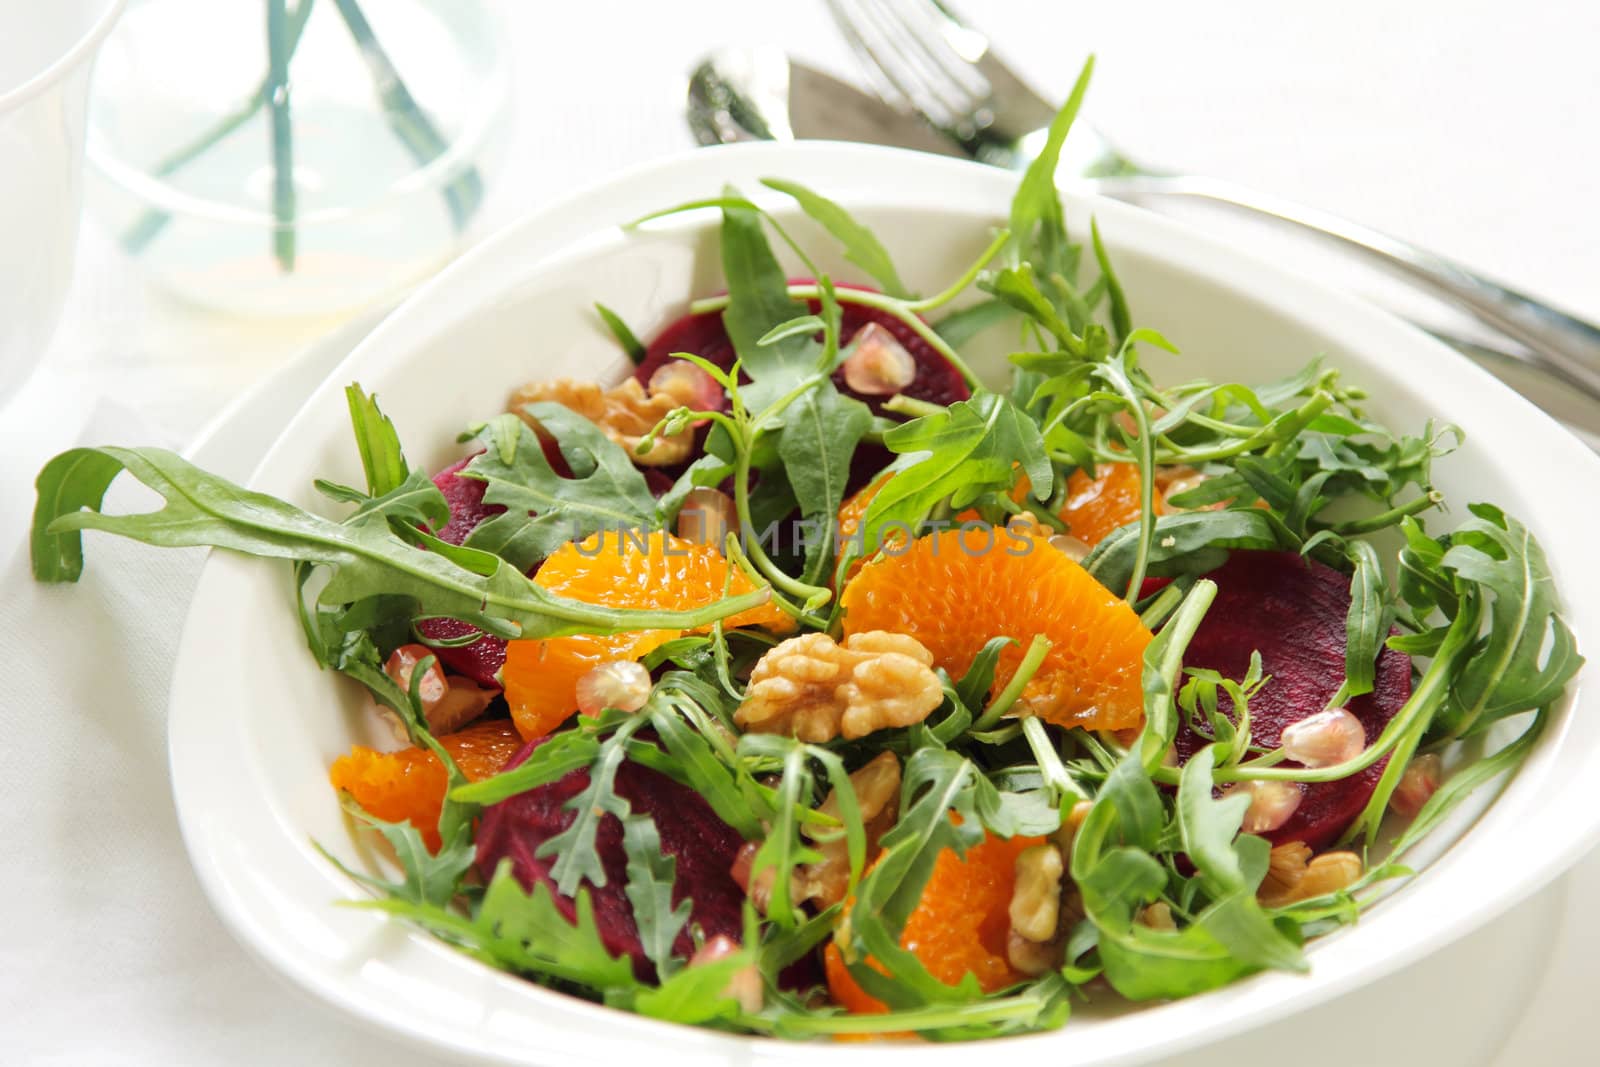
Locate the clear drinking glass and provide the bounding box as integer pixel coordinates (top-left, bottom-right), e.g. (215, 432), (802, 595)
(86, 0), (510, 318)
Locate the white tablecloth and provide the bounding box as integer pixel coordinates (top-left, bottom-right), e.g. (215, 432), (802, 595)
(4, 2), (1597, 1063)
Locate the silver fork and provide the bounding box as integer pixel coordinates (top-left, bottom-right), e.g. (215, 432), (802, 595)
(826, 0), (1600, 402)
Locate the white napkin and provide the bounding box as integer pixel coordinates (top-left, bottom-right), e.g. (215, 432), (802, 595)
(0, 395), (446, 1066)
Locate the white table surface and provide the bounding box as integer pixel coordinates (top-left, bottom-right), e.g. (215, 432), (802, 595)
(3, 2), (1596, 1063)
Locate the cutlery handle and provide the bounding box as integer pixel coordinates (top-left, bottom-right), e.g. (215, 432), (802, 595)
(1089, 174), (1600, 400)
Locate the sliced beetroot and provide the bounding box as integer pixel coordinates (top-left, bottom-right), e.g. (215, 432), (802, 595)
(415, 617), (506, 689)
(432, 456), (504, 547)
(828, 300), (970, 411)
(1174, 550), (1412, 851)
(634, 284), (971, 418)
(420, 454), (514, 685)
(476, 740), (747, 978)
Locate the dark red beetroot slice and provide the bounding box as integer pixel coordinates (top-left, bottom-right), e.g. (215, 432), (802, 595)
(476, 739), (746, 978)
(635, 286), (971, 416)
(417, 457), (511, 686)
(1173, 551), (1412, 851)
(432, 456), (504, 547)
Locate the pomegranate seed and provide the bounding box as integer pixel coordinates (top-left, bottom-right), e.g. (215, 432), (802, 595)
(1390, 753), (1443, 818)
(1048, 533), (1091, 562)
(689, 935), (763, 1012)
(382, 644), (497, 731)
(1281, 708), (1367, 768)
(574, 660), (652, 716)
(842, 322), (916, 395)
(676, 487), (737, 548)
(729, 840), (759, 892)
(1226, 780), (1304, 834)
(1158, 472), (1208, 514)
(385, 644), (447, 706)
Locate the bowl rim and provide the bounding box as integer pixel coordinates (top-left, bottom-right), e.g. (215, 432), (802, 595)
(0, 0), (126, 112)
(166, 140), (1600, 1066)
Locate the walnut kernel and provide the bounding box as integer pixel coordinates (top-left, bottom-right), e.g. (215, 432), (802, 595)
(796, 751), (902, 907)
(1009, 844), (1065, 943)
(734, 631), (942, 742)
(511, 376), (693, 466)
(1258, 843), (1364, 907)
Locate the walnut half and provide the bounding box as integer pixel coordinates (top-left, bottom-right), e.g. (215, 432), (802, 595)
(734, 631), (943, 742)
(510, 377), (692, 466)
(796, 751), (903, 908)
(1258, 842), (1364, 907)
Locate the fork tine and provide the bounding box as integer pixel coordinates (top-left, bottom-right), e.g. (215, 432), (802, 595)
(823, 0), (918, 114)
(880, 0), (991, 102)
(825, 0), (982, 134)
(859, 0), (987, 122)
(912, 0), (1064, 136)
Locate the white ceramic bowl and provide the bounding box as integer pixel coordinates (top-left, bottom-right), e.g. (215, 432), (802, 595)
(0, 0), (124, 405)
(167, 144), (1600, 1065)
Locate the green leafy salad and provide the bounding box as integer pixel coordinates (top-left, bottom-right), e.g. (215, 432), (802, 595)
(30, 60), (1582, 1040)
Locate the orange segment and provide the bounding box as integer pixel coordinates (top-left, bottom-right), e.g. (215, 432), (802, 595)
(825, 830), (1042, 1013)
(1057, 463), (1160, 546)
(503, 529), (792, 740)
(837, 475), (889, 546)
(1010, 463), (1159, 547)
(837, 474), (987, 583)
(329, 719), (523, 851)
(840, 527), (1152, 730)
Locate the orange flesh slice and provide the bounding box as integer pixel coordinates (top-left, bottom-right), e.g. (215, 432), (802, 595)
(502, 529), (791, 740)
(328, 718), (523, 851)
(824, 830), (1042, 1013)
(840, 527), (1152, 730)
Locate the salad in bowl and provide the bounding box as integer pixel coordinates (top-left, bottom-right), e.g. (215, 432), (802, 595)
(30, 64), (1583, 1043)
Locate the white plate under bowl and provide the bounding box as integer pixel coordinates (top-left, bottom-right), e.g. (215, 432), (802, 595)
(166, 144), (1600, 1066)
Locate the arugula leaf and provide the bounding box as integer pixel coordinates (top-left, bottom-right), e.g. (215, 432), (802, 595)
(1175, 747), (1252, 894)
(460, 408), (658, 572)
(595, 301), (647, 364)
(720, 194), (815, 395)
(955, 635), (1017, 711)
(839, 748), (987, 1010)
(1437, 504), (1584, 737)
(646, 685), (769, 838)
(540, 712), (651, 894)
(31, 446), (770, 639)
(450, 726), (604, 805)
(986, 265), (1085, 354)
(358, 861), (639, 990)
(344, 384), (409, 496)
(1008, 55), (1094, 274)
(1084, 508), (1292, 595)
(621, 812), (691, 977)
(761, 177), (911, 299)
(933, 297), (1018, 348)
(734, 738), (823, 929)
(1090, 219), (1131, 344)
(1340, 539), (1391, 701)
(776, 386), (872, 582)
(630, 945), (754, 1024)
(758, 314), (828, 347)
(855, 393), (1052, 557)
(1176, 748), (1306, 971)
(327, 793), (476, 908)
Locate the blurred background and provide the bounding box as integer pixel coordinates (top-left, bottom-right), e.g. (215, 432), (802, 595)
(34, 0), (1599, 436)
(3, 2), (1596, 1064)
